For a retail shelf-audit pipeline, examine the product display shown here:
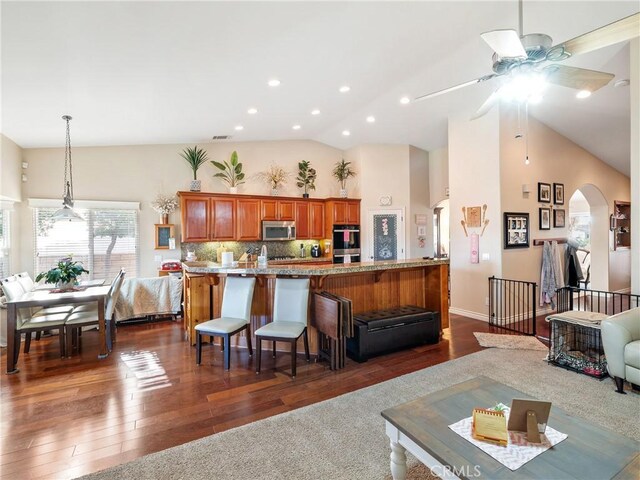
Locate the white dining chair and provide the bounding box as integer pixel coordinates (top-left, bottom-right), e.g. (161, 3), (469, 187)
(255, 278), (310, 378)
(195, 276), (256, 370)
(64, 269), (125, 356)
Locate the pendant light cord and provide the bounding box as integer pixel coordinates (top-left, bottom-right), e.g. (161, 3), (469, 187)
(63, 115), (73, 203)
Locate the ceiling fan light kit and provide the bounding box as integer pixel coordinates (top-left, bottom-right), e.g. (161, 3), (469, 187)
(414, 4), (639, 119)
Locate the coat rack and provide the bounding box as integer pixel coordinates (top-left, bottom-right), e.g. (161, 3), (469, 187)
(532, 238), (590, 253)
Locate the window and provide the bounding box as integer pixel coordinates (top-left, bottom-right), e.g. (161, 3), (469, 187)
(33, 207), (139, 281)
(0, 209), (10, 278)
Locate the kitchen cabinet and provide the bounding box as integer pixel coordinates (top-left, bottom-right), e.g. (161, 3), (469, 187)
(236, 198), (261, 241)
(309, 201), (325, 239)
(261, 199), (295, 221)
(295, 201), (310, 239)
(180, 194), (210, 243)
(211, 197), (236, 241)
(326, 199), (360, 227)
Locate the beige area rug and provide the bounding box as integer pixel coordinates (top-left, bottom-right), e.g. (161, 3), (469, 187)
(81, 349), (639, 480)
(473, 332), (548, 351)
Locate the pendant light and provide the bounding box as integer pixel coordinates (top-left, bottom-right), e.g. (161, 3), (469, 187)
(52, 115), (84, 222)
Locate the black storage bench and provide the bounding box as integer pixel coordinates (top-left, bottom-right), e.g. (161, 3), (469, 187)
(346, 306), (440, 362)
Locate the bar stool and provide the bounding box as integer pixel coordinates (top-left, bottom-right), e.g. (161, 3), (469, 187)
(255, 278), (310, 378)
(195, 276), (256, 369)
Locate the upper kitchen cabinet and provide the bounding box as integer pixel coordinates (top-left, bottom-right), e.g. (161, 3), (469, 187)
(326, 199), (360, 227)
(236, 198), (261, 241)
(180, 194), (210, 243)
(309, 201), (325, 239)
(211, 197), (236, 241)
(261, 199), (295, 221)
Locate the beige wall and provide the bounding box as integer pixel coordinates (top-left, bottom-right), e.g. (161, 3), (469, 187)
(19, 140), (345, 277)
(409, 146), (432, 258)
(448, 109), (502, 320)
(428, 147), (449, 208)
(0, 134), (23, 276)
(631, 39), (639, 294)
(500, 107), (631, 293)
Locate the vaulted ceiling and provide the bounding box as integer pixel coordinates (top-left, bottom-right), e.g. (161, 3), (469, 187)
(2, 1), (637, 175)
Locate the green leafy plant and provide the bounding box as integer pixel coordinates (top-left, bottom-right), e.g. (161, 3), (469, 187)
(180, 146), (209, 180)
(211, 151), (245, 188)
(332, 158), (356, 189)
(296, 160), (317, 195)
(35, 257), (89, 285)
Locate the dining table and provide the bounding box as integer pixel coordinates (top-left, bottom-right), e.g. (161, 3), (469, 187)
(5, 284), (111, 374)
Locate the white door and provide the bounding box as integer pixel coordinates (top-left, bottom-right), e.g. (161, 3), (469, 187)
(367, 209), (405, 261)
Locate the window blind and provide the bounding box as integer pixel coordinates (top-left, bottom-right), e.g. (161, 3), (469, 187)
(33, 207), (139, 282)
(0, 209), (9, 278)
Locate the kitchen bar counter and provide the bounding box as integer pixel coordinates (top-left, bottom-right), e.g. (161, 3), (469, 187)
(182, 258), (449, 354)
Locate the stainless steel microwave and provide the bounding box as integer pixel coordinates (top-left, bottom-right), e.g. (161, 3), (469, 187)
(262, 221), (296, 241)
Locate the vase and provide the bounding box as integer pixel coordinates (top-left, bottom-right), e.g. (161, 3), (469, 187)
(302, 193), (309, 198)
(229, 186), (238, 194)
(340, 188), (348, 198)
(271, 188), (279, 196)
(56, 280), (75, 291)
(161, 213), (169, 224)
(190, 179), (201, 192)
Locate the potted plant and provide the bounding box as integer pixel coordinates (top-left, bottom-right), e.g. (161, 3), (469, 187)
(211, 151), (245, 193)
(35, 257), (89, 290)
(332, 158), (356, 198)
(151, 194), (179, 224)
(258, 164), (290, 196)
(180, 146), (209, 192)
(296, 160), (317, 198)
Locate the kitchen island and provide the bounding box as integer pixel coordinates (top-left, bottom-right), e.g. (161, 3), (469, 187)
(182, 258), (449, 355)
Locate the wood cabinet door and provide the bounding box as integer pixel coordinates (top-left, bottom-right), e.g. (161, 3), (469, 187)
(237, 198), (261, 240)
(261, 200), (278, 220)
(295, 201), (310, 239)
(332, 202), (348, 225)
(211, 197), (236, 240)
(309, 201), (325, 239)
(278, 200), (295, 221)
(347, 201), (360, 224)
(181, 195), (210, 242)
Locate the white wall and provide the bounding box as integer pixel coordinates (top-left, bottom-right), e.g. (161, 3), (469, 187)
(409, 146), (432, 258)
(448, 109), (502, 320)
(428, 147), (449, 208)
(19, 140), (345, 277)
(631, 39), (639, 294)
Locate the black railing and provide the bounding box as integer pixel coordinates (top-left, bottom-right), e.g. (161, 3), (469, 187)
(556, 287), (640, 315)
(488, 276), (537, 335)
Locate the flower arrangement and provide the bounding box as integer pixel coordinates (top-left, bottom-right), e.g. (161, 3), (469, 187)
(36, 257), (89, 287)
(258, 164), (290, 193)
(151, 194), (179, 215)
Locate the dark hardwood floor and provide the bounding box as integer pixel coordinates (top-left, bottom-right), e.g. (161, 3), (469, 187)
(1, 315), (497, 480)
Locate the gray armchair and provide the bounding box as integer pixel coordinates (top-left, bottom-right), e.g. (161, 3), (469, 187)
(601, 307), (640, 393)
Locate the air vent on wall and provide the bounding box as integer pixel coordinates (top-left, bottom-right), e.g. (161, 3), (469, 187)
(212, 135), (232, 140)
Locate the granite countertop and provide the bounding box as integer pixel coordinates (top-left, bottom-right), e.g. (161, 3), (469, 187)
(182, 258), (448, 276)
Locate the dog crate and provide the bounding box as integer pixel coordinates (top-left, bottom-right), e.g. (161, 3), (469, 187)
(548, 317), (607, 378)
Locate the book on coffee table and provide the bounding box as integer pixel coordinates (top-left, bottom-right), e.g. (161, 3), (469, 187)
(472, 408), (508, 446)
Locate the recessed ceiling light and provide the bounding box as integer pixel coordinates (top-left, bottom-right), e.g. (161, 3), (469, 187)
(234, 125), (244, 131)
(339, 85), (351, 93)
(247, 108), (258, 114)
(311, 109), (321, 115)
(342, 130), (351, 136)
(400, 96), (411, 105)
(268, 79), (281, 87)
(366, 116), (376, 123)
(292, 125), (301, 130)
(576, 90), (591, 99)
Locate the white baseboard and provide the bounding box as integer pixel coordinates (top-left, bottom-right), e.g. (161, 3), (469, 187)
(449, 307), (489, 322)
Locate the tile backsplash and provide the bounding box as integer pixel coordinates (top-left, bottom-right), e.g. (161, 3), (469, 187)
(181, 240), (326, 262)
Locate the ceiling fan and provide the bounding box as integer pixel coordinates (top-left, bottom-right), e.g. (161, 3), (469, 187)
(414, 1), (640, 119)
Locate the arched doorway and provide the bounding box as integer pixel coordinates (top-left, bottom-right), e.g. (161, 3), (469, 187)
(569, 184), (609, 291)
(433, 199), (449, 258)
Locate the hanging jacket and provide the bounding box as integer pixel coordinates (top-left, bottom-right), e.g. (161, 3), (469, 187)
(565, 239), (584, 288)
(540, 241), (557, 308)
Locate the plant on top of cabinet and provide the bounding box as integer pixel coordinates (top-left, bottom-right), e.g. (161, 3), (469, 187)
(180, 145), (209, 192)
(258, 164), (290, 196)
(211, 150), (245, 194)
(296, 160), (317, 198)
(332, 158), (356, 198)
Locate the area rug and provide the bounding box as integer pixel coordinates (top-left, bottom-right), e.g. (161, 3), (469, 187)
(473, 332), (548, 351)
(80, 349), (639, 480)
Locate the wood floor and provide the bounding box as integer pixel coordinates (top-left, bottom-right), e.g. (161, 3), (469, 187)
(1, 315), (496, 480)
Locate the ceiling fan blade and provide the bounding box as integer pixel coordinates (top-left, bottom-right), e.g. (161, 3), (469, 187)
(471, 88), (502, 120)
(543, 65), (614, 92)
(414, 74), (497, 102)
(481, 29), (527, 58)
(554, 12), (640, 58)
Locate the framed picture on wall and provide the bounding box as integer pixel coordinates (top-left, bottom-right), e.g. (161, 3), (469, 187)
(538, 183), (551, 203)
(504, 212), (530, 249)
(554, 183), (565, 205)
(155, 224), (175, 249)
(539, 208), (551, 230)
(553, 209), (566, 228)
